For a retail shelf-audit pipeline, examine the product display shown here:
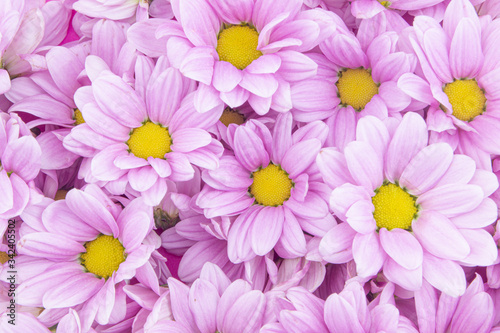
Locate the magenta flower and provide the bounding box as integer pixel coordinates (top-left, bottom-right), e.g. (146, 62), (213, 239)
(148, 0), (331, 115)
(68, 59), (223, 205)
(318, 112), (498, 296)
(197, 113), (330, 262)
(16, 185), (156, 330)
(398, 0), (500, 167)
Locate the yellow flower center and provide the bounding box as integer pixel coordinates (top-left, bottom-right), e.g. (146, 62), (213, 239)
(80, 235), (126, 279)
(127, 121), (172, 160)
(0, 251), (9, 264)
(216, 24), (262, 70)
(74, 109), (85, 125)
(249, 164), (293, 206)
(372, 183), (418, 231)
(219, 107), (245, 127)
(379, 1), (391, 7)
(336, 68), (379, 111)
(443, 79), (486, 122)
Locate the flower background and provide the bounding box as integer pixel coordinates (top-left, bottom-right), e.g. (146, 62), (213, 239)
(0, 0), (499, 332)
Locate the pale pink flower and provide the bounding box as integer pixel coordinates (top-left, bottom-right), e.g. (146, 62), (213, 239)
(16, 185), (157, 331)
(317, 112), (498, 296)
(68, 58), (223, 205)
(398, 0), (500, 169)
(141, 0), (335, 115)
(197, 113), (331, 262)
(292, 23), (417, 123)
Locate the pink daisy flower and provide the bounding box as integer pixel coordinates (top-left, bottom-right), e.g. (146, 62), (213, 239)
(69, 59), (223, 205)
(0, 113), (41, 220)
(16, 185), (157, 330)
(292, 22), (417, 123)
(398, 0), (500, 168)
(197, 113), (331, 262)
(317, 112), (498, 296)
(151, 0), (332, 115)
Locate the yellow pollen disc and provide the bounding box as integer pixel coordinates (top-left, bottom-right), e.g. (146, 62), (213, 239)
(336, 68), (379, 111)
(250, 164), (293, 206)
(0, 252), (9, 264)
(54, 189), (68, 201)
(379, 1), (391, 7)
(74, 109), (85, 125)
(216, 25), (262, 70)
(443, 79), (486, 122)
(80, 235), (126, 279)
(372, 183), (417, 231)
(127, 121), (172, 160)
(219, 107), (245, 127)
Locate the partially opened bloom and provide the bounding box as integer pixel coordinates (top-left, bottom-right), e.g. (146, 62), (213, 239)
(398, 0), (500, 168)
(149, 0), (333, 115)
(197, 113), (331, 262)
(317, 112), (498, 296)
(415, 275), (495, 333)
(68, 59), (223, 205)
(16, 185), (156, 330)
(0, 113), (41, 220)
(146, 262), (268, 333)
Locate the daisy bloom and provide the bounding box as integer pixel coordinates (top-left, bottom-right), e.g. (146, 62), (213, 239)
(398, 0), (500, 168)
(69, 58), (223, 205)
(292, 22), (416, 123)
(16, 185), (156, 330)
(197, 113), (330, 263)
(317, 112), (498, 296)
(151, 0), (333, 115)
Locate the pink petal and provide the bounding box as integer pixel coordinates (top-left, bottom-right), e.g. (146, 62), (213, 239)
(380, 228), (423, 270)
(416, 184), (483, 217)
(147, 67), (185, 126)
(383, 257), (422, 291)
(174, 0), (219, 47)
(90, 144), (128, 181)
(276, 208), (307, 258)
(352, 232), (386, 278)
(118, 199), (153, 252)
(319, 222), (356, 263)
(0, 69), (11, 94)
(167, 278), (197, 332)
(291, 79), (338, 111)
(245, 54), (281, 74)
(2, 135), (41, 180)
(324, 294), (365, 333)
(171, 128), (212, 153)
(234, 126), (269, 171)
(413, 211), (470, 260)
(458, 229), (498, 266)
(422, 252), (466, 297)
(385, 112), (428, 182)
(345, 200), (376, 234)
(18, 232), (85, 260)
(449, 18), (483, 79)
(209, 0), (253, 24)
(345, 141), (383, 190)
(399, 143), (454, 195)
(213, 61), (243, 92)
(66, 188), (119, 237)
(180, 46), (215, 85)
(239, 73), (279, 98)
(220, 290), (266, 333)
(281, 139), (321, 178)
(43, 273), (104, 308)
(278, 51), (317, 82)
(251, 206), (284, 256)
(449, 198), (498, 229)
(189, 279), (219, 333)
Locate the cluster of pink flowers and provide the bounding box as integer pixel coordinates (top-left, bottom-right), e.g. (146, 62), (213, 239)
(0, 0), (500, 331)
